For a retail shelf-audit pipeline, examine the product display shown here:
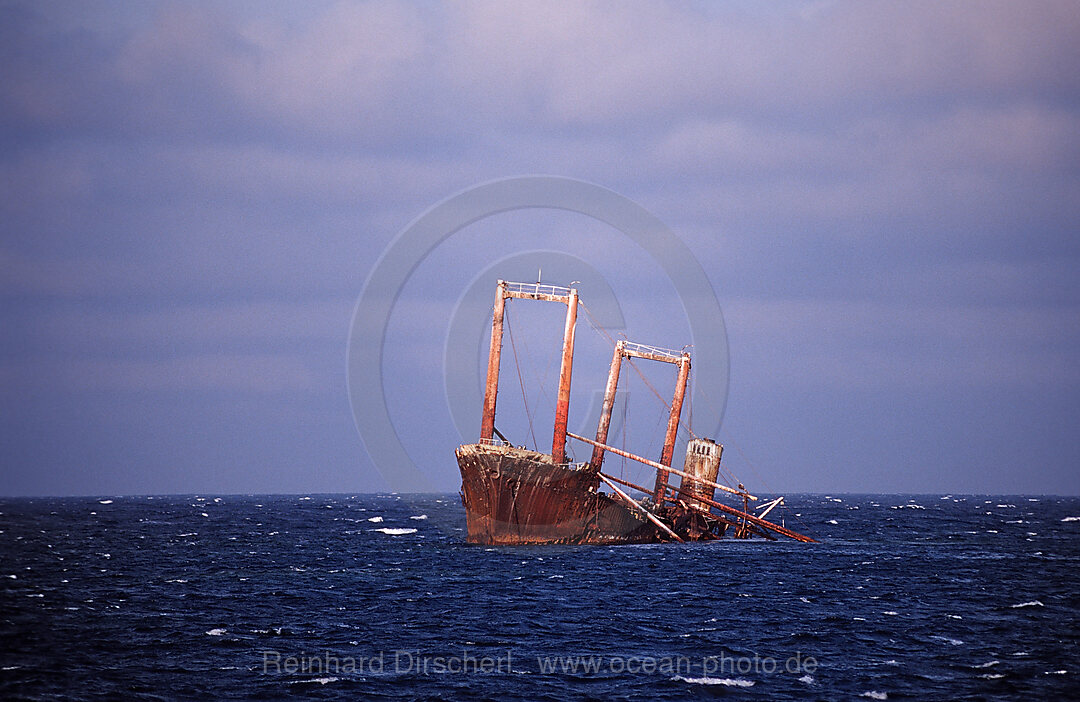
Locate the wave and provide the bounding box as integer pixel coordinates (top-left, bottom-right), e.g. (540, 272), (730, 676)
(674, 676), (754, 687)
(289, 677), (340, 685)
(373, 528), (417, 535)
(1010, 600), (1044, 608)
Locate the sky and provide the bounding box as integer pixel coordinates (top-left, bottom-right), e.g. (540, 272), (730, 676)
(1, 0), (1078, 497)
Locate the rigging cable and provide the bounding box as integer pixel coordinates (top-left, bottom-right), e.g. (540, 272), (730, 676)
(580, 300), (699, 441)
(504, 303), (539, 450)
(580, 301), (814, 537)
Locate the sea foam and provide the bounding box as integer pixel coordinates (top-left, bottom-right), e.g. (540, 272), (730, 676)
(674, 676), (754, 687)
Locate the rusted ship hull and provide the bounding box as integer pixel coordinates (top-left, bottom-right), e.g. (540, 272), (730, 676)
(457, 443), (662, 545)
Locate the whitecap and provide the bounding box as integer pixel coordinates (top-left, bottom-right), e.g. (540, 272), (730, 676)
(674, 676), (754, 687)
(799, 596), (811, 603)
(931, 635), (964, 646)
(798, 675), (814, 684)
(826, 519), (838, 525)
(1011, 600), (1044, 608)
(410, 514), (428, 520)
(373, 528), (417, 535)
(946, 614), (962, 619)
(367, 516), (384, 523)
(1046, 670), (1067, 675)
(980, 673), (1004, 679)
(882, 611), (898, 616)
(98, 499), (113, 505)
(974, 661), (999, 669)
(200, 512), (209, 518)
(206, 628), (226, 636)
(290, 677), (340, 685)
(861, 692), (887, 700)
(1061, 516), (1080, 522)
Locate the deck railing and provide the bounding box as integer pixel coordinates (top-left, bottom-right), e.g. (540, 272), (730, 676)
(503, 281), (574, 299)
(621, 340), (686, 362)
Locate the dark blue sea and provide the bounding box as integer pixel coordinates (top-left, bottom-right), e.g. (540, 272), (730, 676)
(1, 494), (1077, 700)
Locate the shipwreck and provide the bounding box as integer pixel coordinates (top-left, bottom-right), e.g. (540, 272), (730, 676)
(457, 279), (815, 545)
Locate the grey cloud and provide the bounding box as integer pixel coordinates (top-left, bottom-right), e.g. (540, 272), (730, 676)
(1, 0), (1077, 495)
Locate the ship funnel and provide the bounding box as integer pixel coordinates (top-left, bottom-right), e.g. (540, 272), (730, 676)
(681, 439), (723, 509)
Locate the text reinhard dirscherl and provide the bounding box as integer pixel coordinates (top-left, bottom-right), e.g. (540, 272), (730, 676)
(260, 650), (818, 677)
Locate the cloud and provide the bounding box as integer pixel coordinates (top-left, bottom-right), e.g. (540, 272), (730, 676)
(0, 354), (322, 394)
(1, 0), (1078, 494)
(724, 296), (1080, 390)
(8, 1), (1078, 141)
(23, 300), (353, 350)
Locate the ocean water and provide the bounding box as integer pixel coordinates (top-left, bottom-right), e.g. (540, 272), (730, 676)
(1, 493), (1077, 700)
